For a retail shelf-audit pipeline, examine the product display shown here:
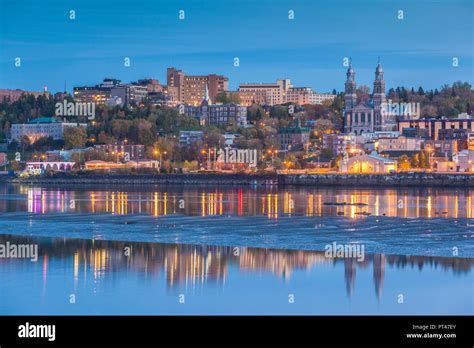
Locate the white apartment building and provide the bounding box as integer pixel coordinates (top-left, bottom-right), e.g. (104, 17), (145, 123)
(238, 83), (285, 106)
(311, 93), (336, 105)
(377, 136), (423, 152)
(11, 117), (87, 143)
(239, 79), (335, 106)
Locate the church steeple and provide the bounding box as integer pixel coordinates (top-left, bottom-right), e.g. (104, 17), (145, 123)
(375, 56), (384, 81)
(344, 58), (357, 133)
(201, 82), (211, 106)
(373, 57), (386, 131)
(344, 58), (357, 111)
(346, 58), (355, 82)
(204, 82), (210, 102)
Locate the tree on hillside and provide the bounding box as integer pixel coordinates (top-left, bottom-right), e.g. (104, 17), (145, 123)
(64, 126), (87, 149)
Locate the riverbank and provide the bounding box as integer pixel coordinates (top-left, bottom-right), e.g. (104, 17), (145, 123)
(8, 172), (474, 187)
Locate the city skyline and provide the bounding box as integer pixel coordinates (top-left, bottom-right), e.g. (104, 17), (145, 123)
(0, 0), (473, 94)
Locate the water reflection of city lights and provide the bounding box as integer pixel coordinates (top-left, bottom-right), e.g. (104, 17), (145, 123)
(6, 186), (472, 219)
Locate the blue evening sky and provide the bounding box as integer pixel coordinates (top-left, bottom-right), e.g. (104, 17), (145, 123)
(0, 0), (472, 94)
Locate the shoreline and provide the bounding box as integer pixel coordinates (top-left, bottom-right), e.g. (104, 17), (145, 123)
(4, 172), (474, 187)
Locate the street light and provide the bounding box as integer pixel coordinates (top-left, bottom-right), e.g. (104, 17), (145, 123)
(426, 148), (433, 171)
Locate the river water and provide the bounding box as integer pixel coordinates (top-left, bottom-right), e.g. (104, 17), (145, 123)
(0, 184), (472, 314)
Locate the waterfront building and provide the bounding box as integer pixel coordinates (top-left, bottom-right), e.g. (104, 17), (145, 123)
(26, 161), (75, 172)
(11, 117), (87, 143)
(84, 159), (159, 171)
(167, 67), (228, 105)
(94, 142), (145, 160)
(434, 160), (458, 172)
(453, 150), (474, 172)
(340, 153), (397, 173)
(377, 136), (423, 153)
(469, 133), (474, 150)
(0, 89), (50, 102)
(344, 58), (395, 134)
(179, 131), (204, 146)
(421, 139), (458, 157)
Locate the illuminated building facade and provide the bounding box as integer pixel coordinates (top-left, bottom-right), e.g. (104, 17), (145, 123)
(341, 154), (397, 173)
(167, 67), (229, 105)
(11, 117), (87, 143)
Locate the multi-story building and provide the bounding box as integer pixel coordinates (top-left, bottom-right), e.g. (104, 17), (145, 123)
(469, 133), (474, 150)
(206, 104), (247, 127)
(238, 79), (291, 106)
(285, 87), (314, 105)
(162, 86), (180, 106)
(323, 134), (354, 156)
(237, 84), (280, 106)
(135, 79), (163, 93)
(377, 136), (423, 152)
(398, 116), (474, 141)
(422, 139), (458, 157)
(0, 89), (50, 102)
(453, 149), (474, 172)
(285, 87), (336, 105)
(111, 84), (148, 106)
(311, 93), (337, 105)
(167, 67), (228, 105)
(183, 103), (247, 127)
(75, 78), (149, 106)
(179, 131), (204, 146)
(182, 88), (247, 127)
(11, 117), (87, 143)
(238, 80), (335, 107)
(73, 78), (121, 105)
(94, 143), (145, 160)
(278, 123), (310, 150)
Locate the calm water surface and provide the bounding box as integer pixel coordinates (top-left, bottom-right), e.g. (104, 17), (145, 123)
(0, 184), (472, 314)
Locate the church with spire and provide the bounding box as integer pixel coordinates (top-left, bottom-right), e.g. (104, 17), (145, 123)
(343, 58), (393, 134)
